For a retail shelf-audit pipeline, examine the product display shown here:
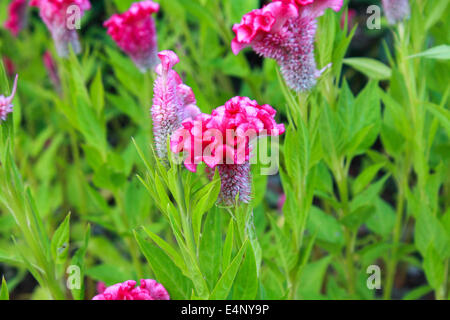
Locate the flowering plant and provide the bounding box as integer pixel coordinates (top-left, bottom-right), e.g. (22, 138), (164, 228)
(0, 0), (449, 302)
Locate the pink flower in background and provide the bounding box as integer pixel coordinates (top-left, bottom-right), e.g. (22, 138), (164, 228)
(2, 57), (16, 77)
(30, 0), (91, 57)
(340, 8), (356, 31)
(277, 193), (286, 211)
(0, 74), (19, 122)
(151, 50), (200, 159)
(231, 0), (343, 92)
(4, 0), (28, 37)
(92, 279), (170, 300)
(43, 51), (61, 92)
(171, 96), (285, 205)
(382, 0), (410, 25)
(104, 1), (160, 72)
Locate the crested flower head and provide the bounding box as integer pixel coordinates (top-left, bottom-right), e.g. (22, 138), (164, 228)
(382, 0), (410, 25)
(0, 74), (19, 122)
(171, 96), (285, 205)
(151, 50), (200, 160)
(30, 0), (91, 57)
(4, 0), (28, 37)
(104, 1), (160, 72)
(232, 0), (342, 92)
(92, 279), (170, 300)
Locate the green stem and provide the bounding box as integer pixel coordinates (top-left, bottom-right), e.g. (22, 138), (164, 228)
(335, 160), (355, 295)
(114, 191), (145, 279)
(435, 259), (448, 300)
(383, 183), (405, 300)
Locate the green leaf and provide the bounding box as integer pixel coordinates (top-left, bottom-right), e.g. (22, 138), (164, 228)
(350, 175), (389, 213)
(112, 0), (134, 11)
(225, 0), (259, 24)
(366, 199), (396, 238)
(403, 285), (432, 300)
(423, 244), (446, 290)
(70, 224), (90, 300)
(340, 205), (375, 230)
(135, 231), (193, 300)
(222, 219), (234, 272)
(199, 208), (223, 290)
(192, 170), (221, 244)
(415, 208), (450, 258)
(307, 206), (344, 246)
(297, 256), (332, 299)
(424, 101), (450, 136)
(86, 264), (132, 286)
(344, 58), (392, 80)
(409, 45), (450, 60)
(142, 227), (187, 276)
(50, 213), (71, 264)
(210, 240), (248, 300)
(353, 163), (385, 195)
(232, 243), (258, 300)
(0, 277), (9, 300)
(90, 68), (105, 115)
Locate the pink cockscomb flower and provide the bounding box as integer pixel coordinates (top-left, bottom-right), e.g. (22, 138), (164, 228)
(43, 50), (61, 92)
(4, 0), (28, 37)
(171, 96), (285, 205)
(0, 75), (19, 122)
(151, 50), (201, 159)
(30, 0), (91, 57)
(382, 0), (410, 25)
(104, 1), (160, 72)
(92, 279), (170, 300)
(231, 0), (343, 92)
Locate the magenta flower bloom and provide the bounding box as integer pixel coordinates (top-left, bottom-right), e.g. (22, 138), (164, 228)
(104, 1), (160, 72)
(171, 96), (285, 205)
(382, 0), (410, 25)
(4, 0), (28, 37)
(30, 0), (91, 57)
(151, 50), (200, 159)
(92, 279), (170, 300)
(0, 74), (19, 122)
(231, 0), (343, 92)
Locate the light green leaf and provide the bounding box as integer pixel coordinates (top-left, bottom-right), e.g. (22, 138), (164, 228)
(403, 285), (432, 300)
(0, 277), (9, 300)
(192, 170), (221, 245)
(135, 231), (193, 300)
(232, 244), (258, 300)
(297, 256), (332, 299)
(344, 58), (392, 80)
(90, 68), (104, 115)
(353, 163), (385, 195)
(199, 208), (223, 290)
(142, 227), (187, 275)
(222, 219), (234, 272)
(409, 45), (450, 60)
(423, 244), (445, 290)
(210, 240), (248, 300)
(50, 213), (71, 264)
